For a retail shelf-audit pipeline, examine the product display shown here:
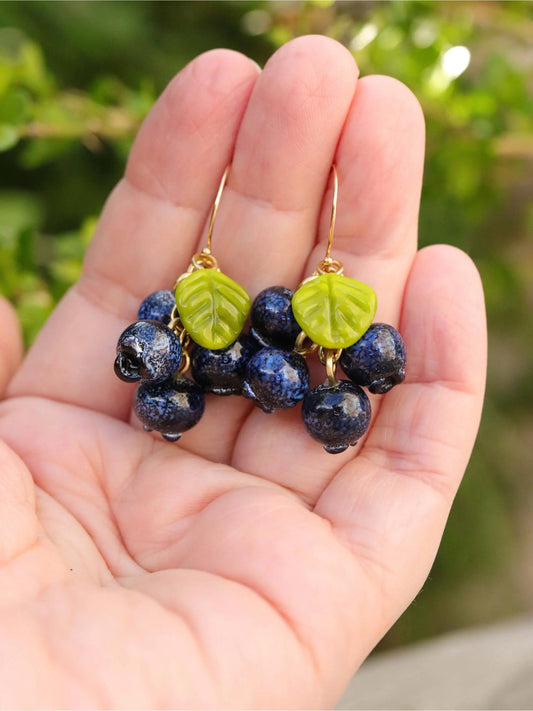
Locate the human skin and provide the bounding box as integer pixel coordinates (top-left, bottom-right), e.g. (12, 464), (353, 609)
(0, 36), (486, 709)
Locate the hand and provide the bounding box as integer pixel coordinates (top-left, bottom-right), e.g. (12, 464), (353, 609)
(0, 36), (486, 709)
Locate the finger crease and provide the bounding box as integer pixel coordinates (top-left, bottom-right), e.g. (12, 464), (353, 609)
(226, 184), (314, 218)
(122, 173), (207, 216)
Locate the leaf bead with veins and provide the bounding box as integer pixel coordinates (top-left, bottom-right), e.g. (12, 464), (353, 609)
(292, 273), (377, 349)
(175, 270), (251, 350)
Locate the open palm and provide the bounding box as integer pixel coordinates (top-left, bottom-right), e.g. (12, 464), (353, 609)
(0, 37), (486, 709)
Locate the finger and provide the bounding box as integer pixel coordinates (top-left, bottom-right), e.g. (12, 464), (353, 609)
(8, 50), (260, 418)
(310, 74), (425, 323)
(172, 36), (359, 462)
(0, 298), (23, 397)
(0, 302), (51, 571)
(87, 49), (259, 303)
(0, 439), (38, 567)
(232, 75), (425, 500)
(315, 245), (487, 625)
(211, 35), (359, 293)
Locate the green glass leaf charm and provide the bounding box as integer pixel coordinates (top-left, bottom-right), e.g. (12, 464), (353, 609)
(292, 273), (377, 349)
(175, 269), (251, 350)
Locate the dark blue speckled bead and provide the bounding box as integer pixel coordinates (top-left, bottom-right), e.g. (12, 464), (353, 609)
(190, 334), (259, 396)
(114, 320), (182, 383)
(134, 377), (205, 441)
(302, 380), (371, 454)
(251, 286), (301, 349)
(243, 347), (310, 413)
(137, 290), (176, 325)
(340, 323), (406, 394)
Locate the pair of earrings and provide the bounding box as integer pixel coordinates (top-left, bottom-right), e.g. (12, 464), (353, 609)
(114, 166), (406, 454)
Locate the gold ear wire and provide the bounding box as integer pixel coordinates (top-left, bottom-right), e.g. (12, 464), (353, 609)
(316, 165), (343, 275)
(173, 164), (251, 350)
(205, 165), (229, 255)
(324, 164), (338, 262)
(185, 165), (230, 271)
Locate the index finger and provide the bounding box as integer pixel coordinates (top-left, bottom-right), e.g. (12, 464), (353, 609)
(8, 50), (259, 419)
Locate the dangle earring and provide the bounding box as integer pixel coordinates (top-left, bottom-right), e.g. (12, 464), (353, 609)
(113, 166), (252, 440)
(184, 167), (259, 396)
(173, 167), (251, 350)
(246, 165), (406, 453)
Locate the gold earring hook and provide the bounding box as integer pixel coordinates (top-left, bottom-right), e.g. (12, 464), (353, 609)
(316, 165), (343, 275)
(184, 166), (229, 272)
(205, 165), (229, 255)
(324, 164), (338, 262)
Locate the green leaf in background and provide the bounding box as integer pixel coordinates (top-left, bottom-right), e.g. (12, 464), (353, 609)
(0, 122), (18, 150)
(0, 87), (31, 124)
(20, 136), (74, 168)
(0, 190), (43, 240)
(15, 226), (36, 271)
(175, 269), (251, 350)
(292, 273), (377, 349)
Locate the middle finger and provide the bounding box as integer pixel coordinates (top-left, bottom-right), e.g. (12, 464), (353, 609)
(180, 36), (359, 461)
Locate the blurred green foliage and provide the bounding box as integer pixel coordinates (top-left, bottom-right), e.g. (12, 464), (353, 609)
(0, 1), (532, 649)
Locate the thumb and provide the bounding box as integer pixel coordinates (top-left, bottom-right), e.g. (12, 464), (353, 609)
(0, 299), (38, 566)
(0, 298), (23, 397)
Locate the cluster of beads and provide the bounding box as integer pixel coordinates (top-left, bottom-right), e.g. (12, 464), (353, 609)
(237, 282), (404, 454)
(114, 290), (205, 442)
(114, 280), (406, 453)
(113, 165), (406, 454)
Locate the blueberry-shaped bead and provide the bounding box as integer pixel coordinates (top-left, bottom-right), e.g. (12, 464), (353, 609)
(137, 290), (176, 325)
(114, 320), (182, 383)
(251, 286), (301, 349)
(190, 334), (259, 396)
(243, 347), (310, 413)
(340, 323), (406, 394)
(302, 380), (371, 454)
(134, 377), (205, 441)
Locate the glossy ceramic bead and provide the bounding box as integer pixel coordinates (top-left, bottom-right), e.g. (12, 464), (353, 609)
(137, 290), (176, 325)
(302, 380), (371, 454)
(190, 334), (259, 396)
(114, 320), (182, 383)
(340, 323), (406, 394)
(134, 377), (205, 440)
(250, 286), (301, 348)
(243, 347), (310, 413)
